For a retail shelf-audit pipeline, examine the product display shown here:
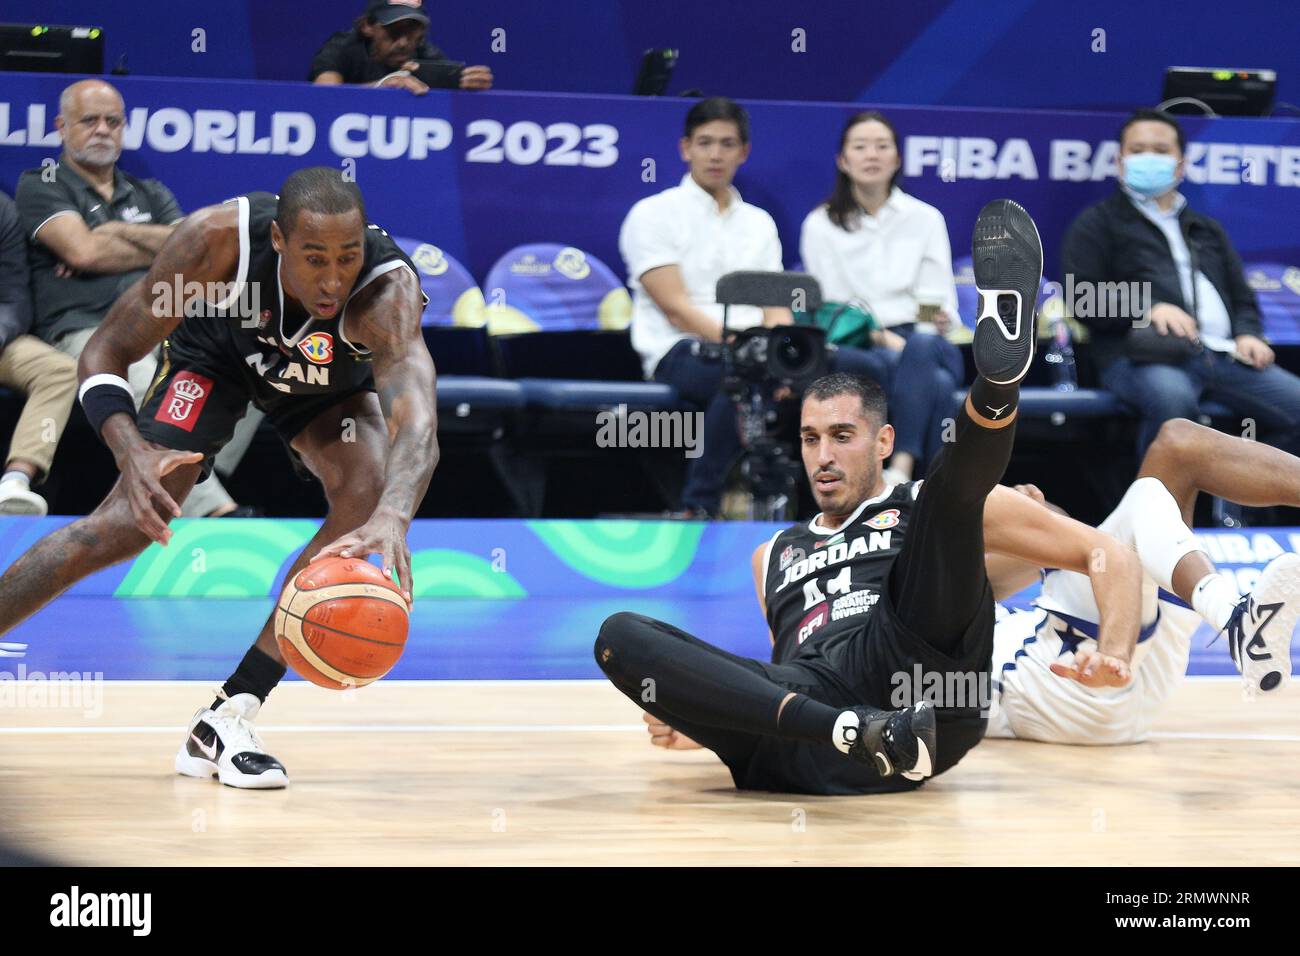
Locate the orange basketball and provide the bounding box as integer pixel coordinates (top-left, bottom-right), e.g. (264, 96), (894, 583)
(274, 556), (410, 690)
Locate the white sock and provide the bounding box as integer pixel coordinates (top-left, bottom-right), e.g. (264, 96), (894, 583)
(1192, 572), (1240, 632)
(831, 710), (860, 754)
(0, 471), (30, 488)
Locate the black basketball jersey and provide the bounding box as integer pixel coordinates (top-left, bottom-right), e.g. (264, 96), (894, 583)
(171, 191), (423, 397)
(763, 482), (920, 664)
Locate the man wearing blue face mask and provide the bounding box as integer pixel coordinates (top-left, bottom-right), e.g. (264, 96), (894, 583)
(1061, 108), (1300, 460)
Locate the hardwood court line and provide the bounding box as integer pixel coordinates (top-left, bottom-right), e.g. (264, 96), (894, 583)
(3, 724), (1299, 742)
(0, 723), (648, 735)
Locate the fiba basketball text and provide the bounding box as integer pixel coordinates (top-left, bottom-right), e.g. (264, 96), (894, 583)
(890, 664), (993, 715)
(0, 665), (103, 718)
(151, 274), (265, 325)
(595, 405), (704, 459)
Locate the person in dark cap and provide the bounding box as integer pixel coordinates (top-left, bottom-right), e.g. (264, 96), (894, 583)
(311, 1), (493, 94)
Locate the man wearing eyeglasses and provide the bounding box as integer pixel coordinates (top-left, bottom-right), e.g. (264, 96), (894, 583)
(15, 79), (247, 517)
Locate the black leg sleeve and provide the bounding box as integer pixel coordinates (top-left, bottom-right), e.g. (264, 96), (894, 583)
(886, 400), (1015, 655)
(594, 612), (842, 744)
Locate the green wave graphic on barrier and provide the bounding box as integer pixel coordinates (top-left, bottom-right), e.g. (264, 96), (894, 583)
(411, 549), (527, 598)
(114, 520), (319, 598)
(526, 520), (705, 588)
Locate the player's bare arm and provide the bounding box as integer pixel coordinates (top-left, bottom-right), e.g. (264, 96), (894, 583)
(312, 268), (439, 601)
(983, 485), (1142, 686)
(78, 204), (240, 545)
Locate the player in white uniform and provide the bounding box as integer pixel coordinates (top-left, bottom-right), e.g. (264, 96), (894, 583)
(645, 417), (1300, 753)
(985, 418), (1300, 745)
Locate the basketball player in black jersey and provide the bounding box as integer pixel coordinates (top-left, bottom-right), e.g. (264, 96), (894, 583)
(596, 199), (1144, 795)
(0, 167), (438, 789)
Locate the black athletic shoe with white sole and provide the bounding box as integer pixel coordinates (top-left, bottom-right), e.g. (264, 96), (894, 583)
(971, 199), (1043, 385)
(175, 693), (289, 789)
(1226, 552), (1300, 694)
(835, 701), (936, 781)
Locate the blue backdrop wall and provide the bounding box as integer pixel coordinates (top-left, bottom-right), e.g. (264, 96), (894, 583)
(16, 0), (1300, 111)
(4, 74), (1299, 339)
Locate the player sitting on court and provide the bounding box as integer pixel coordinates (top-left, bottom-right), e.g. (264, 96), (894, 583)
(597, 200), (1146, 795)
(0, 167), (439, 789)
(648, 417), (1300, 757)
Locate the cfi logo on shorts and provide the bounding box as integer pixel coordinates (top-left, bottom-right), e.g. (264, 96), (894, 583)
(298, 332), (334, 365)
(865, 508), (900, 530)
(155, 371), (213, 433)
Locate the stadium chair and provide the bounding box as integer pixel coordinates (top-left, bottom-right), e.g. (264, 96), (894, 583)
(391, 235), (522, 415)
(479, 243), (684, 514)
(391, 237), (530, 515)
(1245, 261), (1300, 346)
(481, 242), (681, 409)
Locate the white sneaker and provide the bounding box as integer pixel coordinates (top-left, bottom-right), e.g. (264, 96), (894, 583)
(0, 480), (48, 516)
(1226, 552), (1300, 695)
(174, 693), (289, 789)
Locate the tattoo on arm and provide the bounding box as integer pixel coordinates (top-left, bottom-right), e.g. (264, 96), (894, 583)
(348, 269), (440, 521)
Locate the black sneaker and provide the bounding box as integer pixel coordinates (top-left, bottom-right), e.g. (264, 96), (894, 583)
(835, 701), (936, 781)
(971, 199), (1043, 386)
(1225, 552), (1300, 694)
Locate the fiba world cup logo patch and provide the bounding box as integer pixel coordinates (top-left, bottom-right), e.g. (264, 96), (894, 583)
(866, 508), (900, 530)
(155, 371), (213, 432)
(298, 332), (334, 365)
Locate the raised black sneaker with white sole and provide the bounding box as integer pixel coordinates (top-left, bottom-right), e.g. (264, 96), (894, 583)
(174, 692), (289, 789)
(971, 198), (1043, 386)
(834, 701), (936, 781)
(1226, 552), (1300, 694)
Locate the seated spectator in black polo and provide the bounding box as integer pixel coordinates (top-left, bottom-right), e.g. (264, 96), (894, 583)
(15, 79), (249, 519)
(311, 0), (493, 94)
(1061, 108), (1300, 460)
(0, 191), (78, 516)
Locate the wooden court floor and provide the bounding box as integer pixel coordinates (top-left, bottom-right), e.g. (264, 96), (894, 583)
(2, 679), (1298, 866)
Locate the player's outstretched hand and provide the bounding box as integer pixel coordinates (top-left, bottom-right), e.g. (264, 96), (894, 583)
(120, 446), (204, 547)
(643, 711), (703, 750)
(1050, 648), (1132, 688)
(313, 511), (413, 607)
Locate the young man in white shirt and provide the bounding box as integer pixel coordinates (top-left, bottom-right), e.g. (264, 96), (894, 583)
(619, 98), (791, 516)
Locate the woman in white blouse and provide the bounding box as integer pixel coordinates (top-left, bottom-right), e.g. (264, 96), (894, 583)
(800, 111), (965, 483)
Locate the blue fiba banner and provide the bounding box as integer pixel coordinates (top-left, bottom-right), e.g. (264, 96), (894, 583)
(2, 75), (1299, 339)
(0, 516), (1292, 602)
(0, 517), (1290, 679)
